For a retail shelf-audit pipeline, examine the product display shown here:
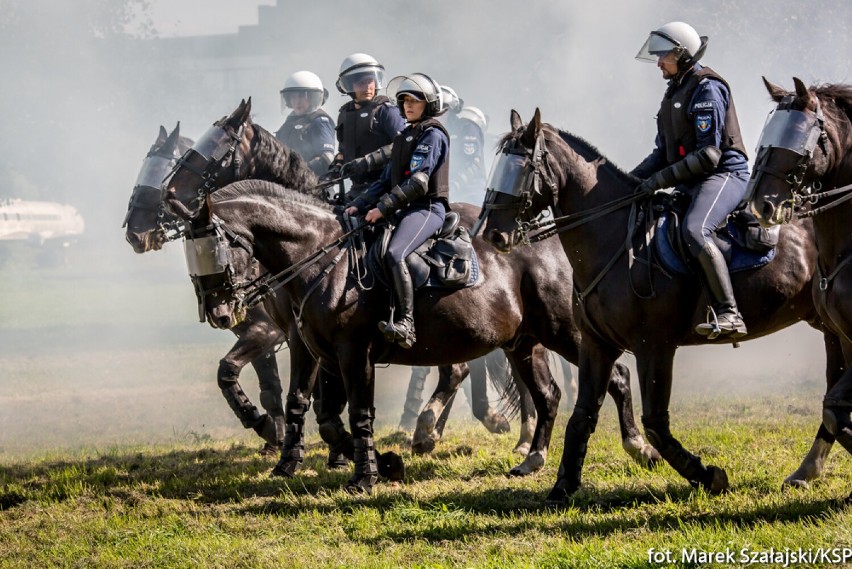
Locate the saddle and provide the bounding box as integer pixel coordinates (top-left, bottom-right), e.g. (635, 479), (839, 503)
(652, 191), (780, 275)
(363, 211), (480, 290)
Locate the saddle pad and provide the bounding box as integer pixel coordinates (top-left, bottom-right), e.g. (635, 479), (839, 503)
(654, 213), (776, 275)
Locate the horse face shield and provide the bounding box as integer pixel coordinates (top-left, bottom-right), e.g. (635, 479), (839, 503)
(124, 151), (181, 251)
(183, 224), (247, 328)
(747, 100), (826, 225)
(472, 146), (533, 238)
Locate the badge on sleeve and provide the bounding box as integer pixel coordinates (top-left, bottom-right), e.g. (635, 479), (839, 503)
(410, 154), (425, 170)
(695, 113), (713, 133)
(463, 142), (476, 156)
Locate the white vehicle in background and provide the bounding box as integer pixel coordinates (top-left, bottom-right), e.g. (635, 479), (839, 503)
(0, 198), (84, 245)
(0, 198), (85, 267)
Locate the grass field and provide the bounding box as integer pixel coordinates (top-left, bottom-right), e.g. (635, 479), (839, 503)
(1, 246), (851, 567)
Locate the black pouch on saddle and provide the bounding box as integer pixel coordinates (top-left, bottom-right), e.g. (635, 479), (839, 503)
(728, 209), (780, 254)
(416, 226), (473, 287)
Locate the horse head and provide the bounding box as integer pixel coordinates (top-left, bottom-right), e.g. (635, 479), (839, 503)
(124, 122), (192, 253)
(475, 108), (559, 252)
(163, 98), (255, 223)
(747, 77), (835, 226)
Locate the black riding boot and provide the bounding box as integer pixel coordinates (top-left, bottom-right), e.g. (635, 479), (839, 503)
(693, 242), (747, 339)
(379, 261), (416, 349)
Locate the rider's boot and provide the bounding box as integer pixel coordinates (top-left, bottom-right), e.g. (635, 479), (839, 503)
(379, 261), (417, 349)
(693, 242), (747, 339)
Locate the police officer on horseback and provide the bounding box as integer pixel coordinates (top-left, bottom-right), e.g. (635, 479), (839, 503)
(324, 53), (405, 202)
(344, 73), (450, 349)
(275, 70), (336, 177)
(632, 21), (750, 339)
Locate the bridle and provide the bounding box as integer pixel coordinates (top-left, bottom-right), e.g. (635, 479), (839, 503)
(163, 121), (247, 221)
(123, 144), (185, 239)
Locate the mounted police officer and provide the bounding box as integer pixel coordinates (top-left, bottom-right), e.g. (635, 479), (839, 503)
(274, 70), (336, 177)
(632, 21), (750, 339)
(344, 73), (450, 348)
(324, 53), (405, 202)
(438, 85), (489, 204)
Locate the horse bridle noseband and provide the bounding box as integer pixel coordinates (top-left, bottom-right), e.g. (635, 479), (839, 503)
(163, 122), (247, 220)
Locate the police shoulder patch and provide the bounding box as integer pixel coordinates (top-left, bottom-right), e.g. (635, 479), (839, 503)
(692, 100), (714, 111)
(415, 143), (431, 153)
(695, 113), (713, 133)
(410, 154), (425, 170)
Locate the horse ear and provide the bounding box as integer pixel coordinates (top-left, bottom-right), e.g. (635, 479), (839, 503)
(162, 122), (181, 154)
(521, 107), (542, 146)
(157, 125), (168, 144)
(510, 109), (523, 131)
(762, 76), (788, 102)
(228, 98), (252, 127)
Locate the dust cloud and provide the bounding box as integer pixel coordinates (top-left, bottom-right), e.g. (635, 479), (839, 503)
(0, 0), (848, 454)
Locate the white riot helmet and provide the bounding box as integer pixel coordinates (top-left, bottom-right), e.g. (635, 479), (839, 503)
(280, 70), (328, 113)
(635, 21), (707, 66)
(335, 53), (385, 96)
(439, 85), (463, 113)
(387, 73), (446, 119)
(457, 106), (488, 133)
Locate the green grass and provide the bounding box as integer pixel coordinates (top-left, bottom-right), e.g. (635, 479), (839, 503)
(1, 394), (850, 568)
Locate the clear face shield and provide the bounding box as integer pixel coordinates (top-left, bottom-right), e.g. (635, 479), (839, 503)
(485, 151), (528, 198)
(635, 32), (677, 63)
(184, 231), (233, 322)
(754, 109), (822, 157)
(338, 69), (385, 94)
(134, 154), (175, 190)
(280, 89), (323, 113)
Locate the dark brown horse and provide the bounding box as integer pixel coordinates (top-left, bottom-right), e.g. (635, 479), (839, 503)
(747, 77), (852, 497)
(124, 124), (287, 456)
(191, 177), (659, 494)
(478, 109), (841, 505)
(159, 100), (657, 482)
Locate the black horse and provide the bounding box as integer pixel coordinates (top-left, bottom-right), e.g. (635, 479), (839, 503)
(747, 77), (852, 497)
(478, 109), (841, 505)
(160, 99), (652, 471)
(124, 123), (286, 456)
(190, 176), (659, 494)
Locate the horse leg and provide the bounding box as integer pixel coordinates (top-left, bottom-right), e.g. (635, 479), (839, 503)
(558, 354), (577, 409)
(475, 350), (512, 433)
(251, 349), (285, 456)
(638, 349), (729, 494)
(784, 329), (842, 488)
(315, 365), (352, 469)
(340, 348), (381, 495)
(272, 326), (319, 477)
(434, 389), (457, 437)
(412, 363), (469, 454)
(219, 309), (285, 451)
(547, 340), (621, 504)
(399, 366), (432, 431)
(507, 340), (558, 476)
(821, 337), (852, 475)
(512, 375), (536, 457)
(607, 362), (661, 469)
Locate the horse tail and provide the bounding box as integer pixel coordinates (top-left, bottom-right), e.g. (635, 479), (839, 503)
(489, 351), (522, 421)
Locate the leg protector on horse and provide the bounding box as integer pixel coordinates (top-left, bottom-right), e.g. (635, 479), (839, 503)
(317, 414), (353, 469)
(643, 413), (716, 489)
(400, 366), (431, 430)
(219, 383), (264, 429)
(271, 394), (310, 477)
(694, 242), (747, 339)
(346, 437), (379, 495)
(822, 394), (852, 456)
(547, 406), (599, 504)
(379, 262), (416, 349)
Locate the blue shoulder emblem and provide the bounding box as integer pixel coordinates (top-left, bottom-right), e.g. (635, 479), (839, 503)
(410, 154), (425, 171)
(695, 113), (713, 134)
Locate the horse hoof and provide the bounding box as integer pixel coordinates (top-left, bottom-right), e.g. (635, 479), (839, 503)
(544, 479), (577, 507)
(483, 412), (511, 434)
(271, 459), (302, 478)
(705, 465), (729, 494)
(509, 451), (546, 476)
(622, 437), (662, 469)
(344, 477), (375, 495)
(377, 451), (405, 482)
(513, 442), (531, 456)
(411, 435), (436, 455)
(327, 451), (349, 470)
(258, 442), (282, 457)
(782, 476), (810, 490)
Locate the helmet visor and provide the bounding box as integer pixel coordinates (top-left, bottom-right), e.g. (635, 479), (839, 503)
(338, 69), (384, 93)
(635, 32), (677, 62)
(280, 89), (323, 112)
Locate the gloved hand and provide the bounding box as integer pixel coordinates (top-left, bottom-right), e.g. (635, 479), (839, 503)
(319, 162), (343, 183)
(340, 157), (369, 179)
(637, 176), (660, 195)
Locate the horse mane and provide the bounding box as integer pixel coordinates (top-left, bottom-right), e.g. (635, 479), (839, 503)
(210, 179), (334, 212)
(811, 83), (852, 150)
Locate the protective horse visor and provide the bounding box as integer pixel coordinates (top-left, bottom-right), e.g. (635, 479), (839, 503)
(754, 109), (821, 157)
(184, 234), (230, 276)
(134, 154), (175, 189)
(484, 151), (527, 197)
(635, 31), (677, 62)
(190, 125), (233, 161)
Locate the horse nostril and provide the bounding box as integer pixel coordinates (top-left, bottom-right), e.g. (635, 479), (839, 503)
(217, 315), (231, 329)
(761, 201), (775, 222)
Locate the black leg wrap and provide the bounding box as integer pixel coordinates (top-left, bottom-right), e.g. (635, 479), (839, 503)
(318, 416), (354, 468)
(271, 423), (304, 478)
(643, 414), (712, 489)
(547, 406), (599, 505)
(346, 437), (378, 495)
(220, 384), (264, 429)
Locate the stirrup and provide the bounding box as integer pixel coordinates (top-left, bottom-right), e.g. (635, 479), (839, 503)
(379, 319), (416, 348)
(695, 307), (747, 340)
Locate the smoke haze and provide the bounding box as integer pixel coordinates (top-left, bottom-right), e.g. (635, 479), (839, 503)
(0, 0), (847, 453)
